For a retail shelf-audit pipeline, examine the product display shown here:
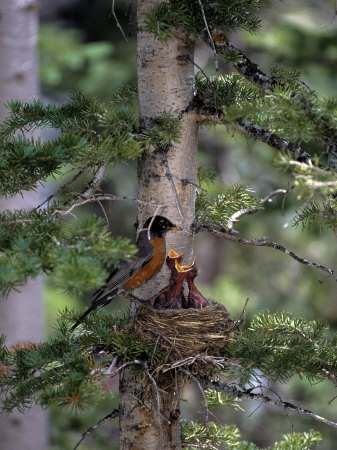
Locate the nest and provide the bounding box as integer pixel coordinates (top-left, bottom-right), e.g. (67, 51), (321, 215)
(127, 302), (236, 359)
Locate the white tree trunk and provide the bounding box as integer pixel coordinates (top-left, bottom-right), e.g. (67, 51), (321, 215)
(119, 1), (198, 448)
(0, 1), (48, 449)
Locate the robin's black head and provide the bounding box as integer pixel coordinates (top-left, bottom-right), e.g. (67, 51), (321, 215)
(143, 215), (181, 238)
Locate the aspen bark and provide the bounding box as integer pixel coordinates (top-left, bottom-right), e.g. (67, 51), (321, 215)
(119, 1), (198, 448)
(0, 1), (48, 449)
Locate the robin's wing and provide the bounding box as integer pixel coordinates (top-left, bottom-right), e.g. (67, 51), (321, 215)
(92, 237), (153, 303)
(70, 231), (153, 331)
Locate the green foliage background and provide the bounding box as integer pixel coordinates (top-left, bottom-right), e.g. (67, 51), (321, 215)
(1, 0), (336, 448)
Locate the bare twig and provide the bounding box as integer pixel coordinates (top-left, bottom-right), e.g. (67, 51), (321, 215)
(170, 172), (207, 193)
(188, 55), (218, 111)
(35, 163), (92, 210)
(236, 298), (249, 328)
(111, 0), (128, 41)
(181, 368), (210, 423)
(73, 409), (119, 450)
(146, 205), (164, 241)
(161, 151), (186, 226)
(81, 164), (107, 199)
(97, 200), (110, 227)
(52, 195), (165, 218)
(193, 222), (337, 281)
(198, 376), (337, 429)
(283, 192), (316, 229)
(180, 178), (207, 192)
(197, 0), (218, 71)
(227, 188), (287, 232)
(261, 189), (288, 204)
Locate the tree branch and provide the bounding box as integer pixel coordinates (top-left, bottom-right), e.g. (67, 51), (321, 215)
(197, 376), (337, 429)
(192, 222), (337, 281)
(35, 163), (92, 210)
(193, 101), (314, 163)
(73, 408), (119, 450)
(197, 0), (218, 71)
(232, 121), (314, 163)
(52, 195), (165, 218)
(81, 164), (107, 199)
(227, 188), (287, 232)
(201, 33), (277, 91)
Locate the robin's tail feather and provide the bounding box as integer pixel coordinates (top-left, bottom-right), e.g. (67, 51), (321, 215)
(70, 287), (118, 331)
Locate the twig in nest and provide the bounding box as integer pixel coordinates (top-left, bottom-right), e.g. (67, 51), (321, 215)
(164, 355), (238, 372)
(73, 409), (119, 450)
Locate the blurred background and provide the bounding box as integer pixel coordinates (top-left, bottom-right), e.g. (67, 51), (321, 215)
(2, 0), (337, 448)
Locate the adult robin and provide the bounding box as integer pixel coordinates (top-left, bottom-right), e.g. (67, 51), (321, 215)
(71, 215), (181, 330)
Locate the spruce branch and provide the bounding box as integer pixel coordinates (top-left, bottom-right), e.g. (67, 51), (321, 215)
(197, 376), (337, 429)
(192, 223), (337, 281)
(201, 35), (277, 91)
(232, 121), (314, 164)
(192, 99), (314, 164)
(73, 408), (119, 450)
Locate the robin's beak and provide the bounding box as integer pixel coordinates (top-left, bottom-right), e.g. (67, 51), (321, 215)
(170, 225), (182, 231)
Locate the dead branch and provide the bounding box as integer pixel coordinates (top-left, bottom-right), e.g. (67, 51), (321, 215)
(52, 195), (165, 217)
(193, 222), (337, 281)
(73, 408), (119, 450)
(81, 164), (107, 199)
(227, 188), (287, 232)
(197, 376), (337, 429)
(111, 0), (128, 41)
(197, 0), (218, 71)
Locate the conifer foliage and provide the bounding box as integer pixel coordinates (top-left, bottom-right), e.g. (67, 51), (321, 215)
(0, 0), (337, 448)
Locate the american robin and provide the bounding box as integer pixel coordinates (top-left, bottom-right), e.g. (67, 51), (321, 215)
(71, 215), (181, 330)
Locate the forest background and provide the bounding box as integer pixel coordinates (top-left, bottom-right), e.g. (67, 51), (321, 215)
(1, 0), (337, 449)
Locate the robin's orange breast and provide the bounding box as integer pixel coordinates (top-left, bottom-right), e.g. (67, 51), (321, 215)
(123, 237), (166, 290)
